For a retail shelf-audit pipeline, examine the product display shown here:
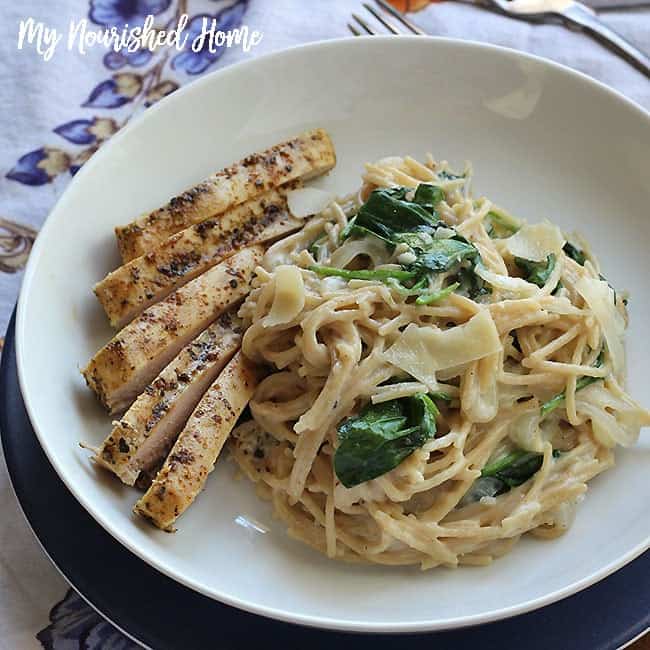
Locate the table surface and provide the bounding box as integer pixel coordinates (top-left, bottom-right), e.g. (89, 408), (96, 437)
(0, 0), (648, 648)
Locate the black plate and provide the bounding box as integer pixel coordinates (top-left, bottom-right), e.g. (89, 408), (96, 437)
(1, 311), (648, 650)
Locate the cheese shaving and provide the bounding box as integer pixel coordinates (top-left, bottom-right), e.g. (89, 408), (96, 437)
(383, 310), (503, 388)
(504, 222), (565, 262)
(575, 276), (626, 379)
(287, 188), (335, 219)
(264, 265), (305, 327)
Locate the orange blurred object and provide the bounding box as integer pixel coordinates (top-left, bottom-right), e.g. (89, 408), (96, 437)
(386, 0), (441, 11)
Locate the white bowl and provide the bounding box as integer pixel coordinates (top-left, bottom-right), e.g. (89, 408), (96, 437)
(16, 36), (650, 632)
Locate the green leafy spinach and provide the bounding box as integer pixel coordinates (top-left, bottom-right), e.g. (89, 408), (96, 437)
(459, 449), (544, 506)
(322, 184), (481, 304)
(563, 242), (586, 266)
(308, 265), (418, 283)
(410, 238), (477, 274)
(334, 393), (439, 488)
(515, 254), (557, 288)
(353, 186), (440, 241)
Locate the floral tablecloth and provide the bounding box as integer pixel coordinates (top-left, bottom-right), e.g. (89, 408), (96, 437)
(0, 0), (648, 647)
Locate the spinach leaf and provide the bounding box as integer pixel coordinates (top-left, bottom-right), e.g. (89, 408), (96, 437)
(410, 238), (477, 274)
(309, 265), (418, 283)
(515, 254), (556, 288)
(408, 393), (439, 438)
(334, 393), (439, 488)
(338, 399), (408, 441)
(355, 187), (439, 241)
(540, 350), (605, 417)
(456, 266), (492, 300)
(323, 185), (471, 305)
(415, 282), (460, 305)
(563, 242), (586, 266)
(481, 449), (544, 488)
(391, 230), (434, 252)
(412, 184), (445, 212)
(459, 449), (544, 506)
(385, 275), (430, 297)
(458, 476), (508, 506)
(487, 209), (520, 237)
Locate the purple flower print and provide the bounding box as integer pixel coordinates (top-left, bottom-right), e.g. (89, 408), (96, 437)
(6, 148), (70, 186)
(104, 48), (153, 70)
(89, 0), (171, 29)
(54, 117), (119, 145)
(83, 73), (143, 108)
(171, 1), (247, 75)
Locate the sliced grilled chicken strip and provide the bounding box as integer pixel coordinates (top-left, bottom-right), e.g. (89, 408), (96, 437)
(115, 129), (336, 262)
(134, 351), (261, 531)
(96, 185), (302, 328)
(91, 311), (243, 486)
(82, 245), (261, 414)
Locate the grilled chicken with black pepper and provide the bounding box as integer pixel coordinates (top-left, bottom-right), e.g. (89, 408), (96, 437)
(115, 129), (336, 262)
(134, 351), (262, 531)
(90, 311), (243, 486)
(82, 245), (262, 414)
(96, 185), (302, 328)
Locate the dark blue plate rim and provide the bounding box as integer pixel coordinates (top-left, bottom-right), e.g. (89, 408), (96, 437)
(1, 310), (648, 650)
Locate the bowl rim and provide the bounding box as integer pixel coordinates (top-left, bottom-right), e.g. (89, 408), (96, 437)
(15, 34), (650, 633)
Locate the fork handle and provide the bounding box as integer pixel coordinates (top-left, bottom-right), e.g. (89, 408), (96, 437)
(559, 3), (650, 78)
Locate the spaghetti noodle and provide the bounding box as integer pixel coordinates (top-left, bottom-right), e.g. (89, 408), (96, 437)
(228, 154), (650, 568)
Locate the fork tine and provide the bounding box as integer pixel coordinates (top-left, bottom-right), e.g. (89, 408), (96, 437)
(373, 0), (426, 35)
(348, 23), (362, 36)
(352, 12), (377, 35)
(362, 2), (402, 35)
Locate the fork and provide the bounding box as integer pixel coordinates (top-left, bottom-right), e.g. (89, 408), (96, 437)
(488, 0), (650, 77)
(349, 0), (427, 36)
(349, 0), (650, 78)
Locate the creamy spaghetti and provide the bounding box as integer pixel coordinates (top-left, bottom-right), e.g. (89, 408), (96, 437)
(229, 154), (650, 568)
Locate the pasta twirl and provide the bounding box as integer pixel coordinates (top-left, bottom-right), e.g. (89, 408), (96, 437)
(228, 154), (650, 569)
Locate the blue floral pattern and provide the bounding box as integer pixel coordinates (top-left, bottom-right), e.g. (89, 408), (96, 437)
(104, 48), (153, 70)
(6, 0), (248, 187)
(89, 0), (172, 28)
(172, 1), (248, 74)
(83, 73), (143, 108)
(36, 589), (139, 649)
(6, 148), (71, 187)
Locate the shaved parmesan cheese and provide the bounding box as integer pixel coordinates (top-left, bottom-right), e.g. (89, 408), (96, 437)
(474, 264), (539, 297)
(286, 188), (335, 219)
(384, 310), (502, 388)
(504, 222), (564, 262)
(264, 265), (305, 327)
(575, 277), (625, 378)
